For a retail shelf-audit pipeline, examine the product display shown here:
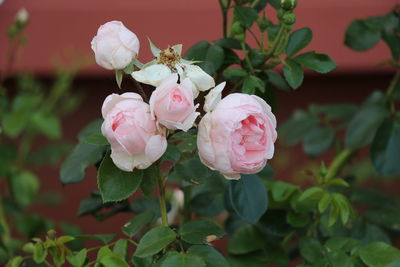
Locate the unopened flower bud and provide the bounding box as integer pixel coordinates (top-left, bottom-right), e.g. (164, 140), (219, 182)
(281, 0), (298, 11)
(235, 32), (246, 42)
(15, 8), (29, 25)
(282, 13), (296, 25)
(230, 21), (244, 36)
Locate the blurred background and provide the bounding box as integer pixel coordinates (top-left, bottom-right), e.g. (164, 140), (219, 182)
(0, 0), (398, 240)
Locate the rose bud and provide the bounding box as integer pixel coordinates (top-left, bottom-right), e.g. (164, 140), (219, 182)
(91, 21), (140, 70)
(149, 74), (199, 132)
(101, 93), (167, 171)
(197, 93), (277, 179)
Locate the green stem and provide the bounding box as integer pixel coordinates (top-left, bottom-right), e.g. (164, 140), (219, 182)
(265, 24), (286, 61)
(325, 149), (353, 180)
(250, 0), (261, 8)
(0, 199), (12, 257)
(157, 171), (169, 227)
(241, 42), (255, 74)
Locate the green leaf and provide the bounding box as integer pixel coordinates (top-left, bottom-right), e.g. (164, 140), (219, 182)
(265, 71), (290, 91)
(242, 75), (265, 94)
(122, 211), (154, 238)
(187, 245), (229, 267)
(298, 187), (324, 202)
(286, 211), (310, 227)
(2, 111), (29, 137)
(286, 28), (313, 57)
(29, 142), (72, 166)
(299, 238), (324, 264)
(82, 133), (108, 146)
(283, 60), (304, 89)
(223, 68), (247, 80)
(100, 253), (129, 267)
(364, 208), (400, 232)
(199, 45), (225, 75)
(7, 256), (24, 267)
(318, 192), (332, 214)
(10, 171), (39, 207)
(97, 153), (143, 202)
(131, 197), (163, 221)
(113, 239), (128, 259)
(332, 193), (350, 225)
(302, 127), (335, 156)
(77, 195), (103, 216)
(161, 145), (180, 163)
(160, 251), (206, 267)
(33, 243), (47, 263)
(172, 157), (212, 184)
(140, 165), (157, 198)
(180, 219), (225, 244)
(228, 224), (264, 255)
(185, 41), (210, 61)
(279, 110), (320, 145)
(60, 142), (106, 184)
(227, 174), (268, 224)
(115, 70), (123, 89)
(67, 249), (87, 267)
(345, 104), (389, 149)
(309, 103), (358, 120)
(215, 38), (247, 50)
(359, 242), (400, 267)
(31, 112), (61, 139)
(234, 6), (258, 29)
(326, 250), (353, 267)
(344, 19), (381, 51)
(134, 226), (176, 258)
(270, 181), (298, 202)
(293, 52), (336, 74)
(325, 237), (360, 252)
(383, 30), (400, 60)
(371, 117), (400, 175)
(0, 143), (17, 176)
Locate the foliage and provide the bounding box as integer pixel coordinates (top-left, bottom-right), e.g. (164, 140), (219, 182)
(5, 1), (400, 267)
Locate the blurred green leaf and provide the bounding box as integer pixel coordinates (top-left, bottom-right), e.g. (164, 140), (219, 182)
(359, 242), (400, 267)
(160, 251), (205, 267)
(345, 19), (381, 51)
(265, 71), (290, 91)
(234, 6), (258, 29)
(299, 238), (324, 264)
(122, 211), (154, 238)
(82, 133), (108, 146)
(303, 126), (335, 156)
(31, 112), (61, 139)
(67, 249), (87, 267)
(180, 219), (225, 244)
(10, 171), (39, 207)
(242, 75), (265, 94)
(228, 224), (264, 255)
(187, 245), (229, 267)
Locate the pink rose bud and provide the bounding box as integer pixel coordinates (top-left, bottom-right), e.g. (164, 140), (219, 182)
(91, 21), (140, 70)
(149, 74), (199, 132)
(197, 93), (277, 180)
(101, 93), (167, 171)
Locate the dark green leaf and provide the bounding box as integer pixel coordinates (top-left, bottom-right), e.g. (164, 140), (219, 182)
(299, 238), (324, 264)
(160, 251), (206, 267)
(309, 103), (358, 120)
(122, 211), (154, 238)
(345, 105), (389, 149)
(318, 192), (332, 214)
(199, 45), (225, 75)
(223, 68), (247, 80)
(134, 226), (177, 258)
(234, 6), (258, 29)
(326, 250), (353, 267)
(293, 52), (336, 74)
(74, 234), (116, 244)
(140, 165), (158, 198)
(113, 239), (128, 259)
(215, 38), (248, 50)
(265, 71), (290, 91)
(60, 142), (106, 184)
(371, 117), (400, 175)
(228, 224), (264, 255)
(161, 145), (180, 163)
(180, 219), (225, 244)
(97, 153), (143, 202)
(185, 41), (210, 61)
(286, 211), (310, 227)
(345, 19), (381, 51)
(67, 249), (87, 267)
(286, 28), (313, 57)
(31, 112), (61, 139)
(270, 181), (298, 202)
(283, 60), (304, 89)
(187, 245), (229, 267)
(242, 75), (265, 94)
(77, 196), (103, 216)
(302, 126), (335, 156)
(382, 30), (400, 60)
(227, 174), (268, 224)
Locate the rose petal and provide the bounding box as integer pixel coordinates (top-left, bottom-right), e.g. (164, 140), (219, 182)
(131, 64), (172, 87)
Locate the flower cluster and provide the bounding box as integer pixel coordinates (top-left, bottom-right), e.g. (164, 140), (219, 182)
(92, 21), (277, 179)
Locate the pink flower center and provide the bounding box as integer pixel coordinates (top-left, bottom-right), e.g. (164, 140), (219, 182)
(231, 115), (267, 165)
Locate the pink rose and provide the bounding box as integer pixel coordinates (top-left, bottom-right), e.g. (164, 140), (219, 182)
(91, 21), (140, 70)
(149, 74), (199, 131)
(197, 93), (277, 179)
(101, 93), (167, 171)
